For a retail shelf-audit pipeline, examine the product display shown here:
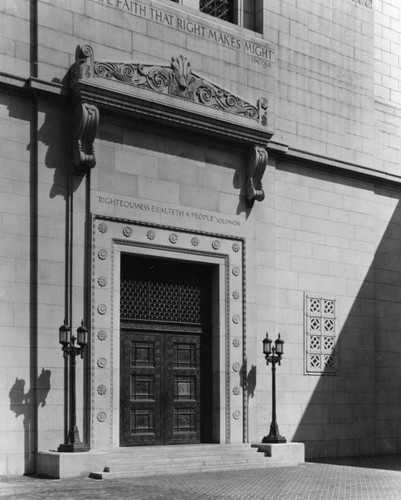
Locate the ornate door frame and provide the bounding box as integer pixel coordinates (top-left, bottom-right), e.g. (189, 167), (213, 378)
(90, 215), (246, 449)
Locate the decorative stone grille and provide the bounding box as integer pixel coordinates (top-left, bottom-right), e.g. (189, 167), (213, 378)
(120, 257), (211, 325)
(200, 0), (234, 22)
(121, 280), (203, 324)
(305, 295), (337, 375)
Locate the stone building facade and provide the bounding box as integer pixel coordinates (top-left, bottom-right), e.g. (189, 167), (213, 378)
(1, 0), (401, 476)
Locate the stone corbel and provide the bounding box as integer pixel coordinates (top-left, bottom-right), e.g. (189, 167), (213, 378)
(73, 101), (99, 175)
(246, 145), (268, 207)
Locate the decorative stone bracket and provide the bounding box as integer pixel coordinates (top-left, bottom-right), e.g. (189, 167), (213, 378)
(246, 146), (268, 207)
(73, 101), (99, 175)
(72, 45), (99, 175)
(72, 46), (99, 175)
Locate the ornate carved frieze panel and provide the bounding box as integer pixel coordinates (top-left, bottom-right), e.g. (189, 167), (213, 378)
(93, 54), (268, 127)
(71, 45), (274, 147)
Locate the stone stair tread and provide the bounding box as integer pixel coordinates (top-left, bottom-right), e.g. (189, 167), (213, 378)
(106, 459), (265, 470)
(102, 444), (254, 454)
(89, 444), (300, 479)
(105, 452), (266, 463)
(105, 458), (266, 466)
(104, 458), (267, 471)
(91, 462), (274, 479)
(106, 449), (261, 456)
(103, 450), (264, 462)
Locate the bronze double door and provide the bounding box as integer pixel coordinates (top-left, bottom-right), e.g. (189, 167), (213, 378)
(120, 328), (212, 446)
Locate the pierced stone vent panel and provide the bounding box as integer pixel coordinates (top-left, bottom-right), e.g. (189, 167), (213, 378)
(200, 0), (234, 22)
(120, 255), (211, 325)
(305, 295), (337, 375)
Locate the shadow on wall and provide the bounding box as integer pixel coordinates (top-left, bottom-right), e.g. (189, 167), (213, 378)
(9, 369), (51, 472)
(3, 81), (66, 474)
(36, 96), (83, 200)
(292, 184), (401, 461)
(241, 363), (257, 403)
(240, 361), (257, 441)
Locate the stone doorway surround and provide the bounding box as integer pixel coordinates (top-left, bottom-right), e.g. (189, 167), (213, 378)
(91, 215), (246, 450)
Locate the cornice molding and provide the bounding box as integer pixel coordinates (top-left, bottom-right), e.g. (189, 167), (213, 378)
(28, 77), (69, 99)
(0, 73), (71, 106)
(279, 147), (401, 186)
(0, 72), (31, 100)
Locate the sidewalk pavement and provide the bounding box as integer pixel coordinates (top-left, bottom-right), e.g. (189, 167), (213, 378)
(2, 455), (401, 500)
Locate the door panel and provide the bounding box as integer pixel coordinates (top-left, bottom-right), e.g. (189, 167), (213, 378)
(120, 333), (163, 446)
(120, 331), (205, 446)
(165, 335), (200, 444)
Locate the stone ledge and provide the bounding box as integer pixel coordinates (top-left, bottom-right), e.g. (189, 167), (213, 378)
(36, 450), (108, 479)
(251, 442), (305, 465)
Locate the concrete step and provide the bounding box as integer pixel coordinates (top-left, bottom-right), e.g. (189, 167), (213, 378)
(104, 448), (265, 462)
(89, 444), (273, 479)
(103, 457), (268, 472)
(101, 443), (254, 457)
(92, 462), (279, 479)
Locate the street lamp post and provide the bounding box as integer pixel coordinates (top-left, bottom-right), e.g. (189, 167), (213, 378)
(58, 321), (89, 452)
(262, 333), (286, 444)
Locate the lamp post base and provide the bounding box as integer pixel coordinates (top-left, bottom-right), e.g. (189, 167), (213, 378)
(262, 435), (287, 444)
(262, 422), (287, 444)
(58, 442), (89, 453)
(58, 425), (89, 452)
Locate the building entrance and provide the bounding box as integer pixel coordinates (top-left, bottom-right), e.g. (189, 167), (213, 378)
(119, 255), (213, 446)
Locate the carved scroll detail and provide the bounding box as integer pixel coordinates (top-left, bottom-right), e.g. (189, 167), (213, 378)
(91, 53), (268, 126)
(246, 146), (268, 206)
(73, 102), (99, 175)
(74, 45), (95, 81)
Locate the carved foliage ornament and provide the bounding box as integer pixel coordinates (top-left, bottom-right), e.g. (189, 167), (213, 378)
(75, 45), (269, 127)
(352, 0), (372, 8)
